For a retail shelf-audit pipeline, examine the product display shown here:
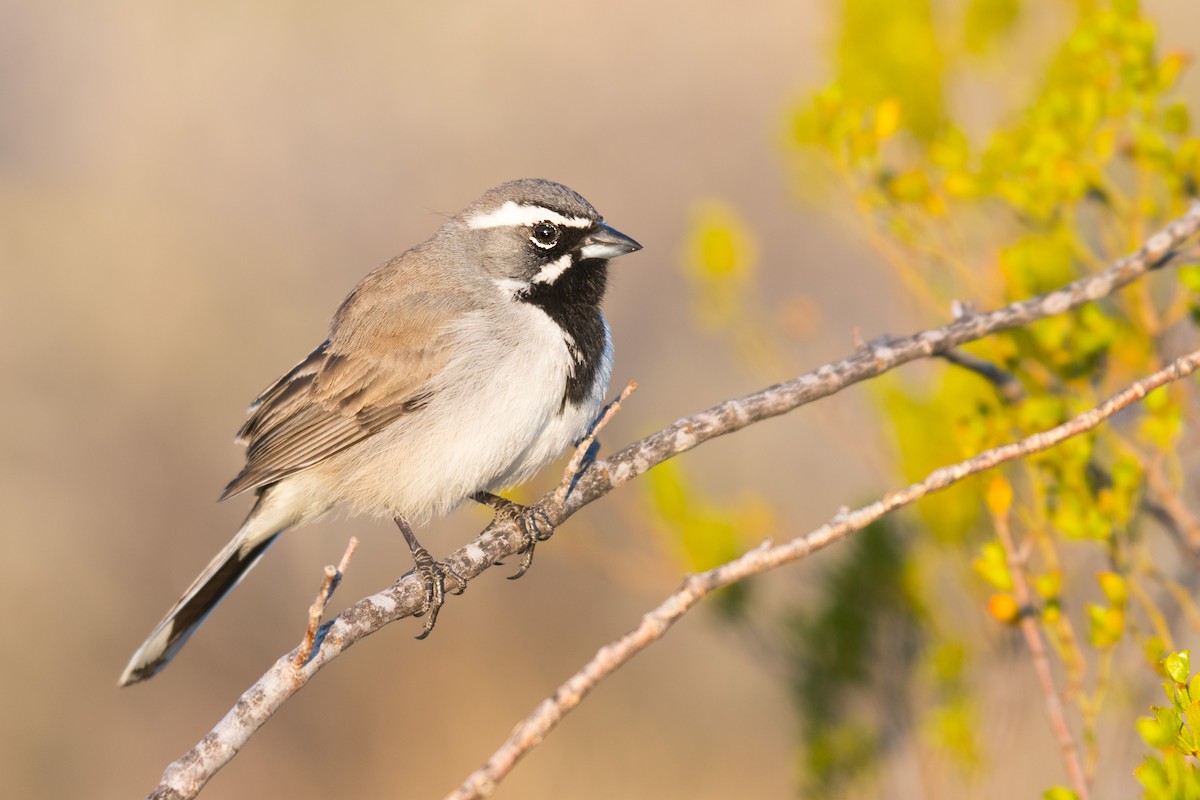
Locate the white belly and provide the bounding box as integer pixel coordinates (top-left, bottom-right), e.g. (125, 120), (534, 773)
(285, 305), (612, 525)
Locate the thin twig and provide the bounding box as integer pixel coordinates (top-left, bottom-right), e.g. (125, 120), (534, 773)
(990, 509), (1090, 799)
(1144, 459), (1200, 556)
(294, 537), (359, 668)
(143, 205), (1200, 800)
(554, 380), (637, 506)
(1127, 574), (1176, 652)
(446, 347), (1200, 800)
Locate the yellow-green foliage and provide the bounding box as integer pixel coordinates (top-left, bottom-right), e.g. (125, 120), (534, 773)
(785, 521), (928, 795)
(1136, 651), (1200, 797)
(643, 459), (774, 616)
(791, 0), (1199, 792)
(675, 0), (1199, 795)
(682, 202), (787, 376)
(836, 0), (945, 140)
(683, 201), (758, 333)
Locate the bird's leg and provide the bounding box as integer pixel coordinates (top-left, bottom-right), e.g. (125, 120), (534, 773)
(394, 516), (465, 639)
(470, 492), (555, 580)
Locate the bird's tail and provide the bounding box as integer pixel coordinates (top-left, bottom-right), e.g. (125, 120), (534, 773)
(118, 514), (283, 687)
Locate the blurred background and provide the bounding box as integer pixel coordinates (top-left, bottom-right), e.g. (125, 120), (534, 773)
(2, 1), (1198, 798)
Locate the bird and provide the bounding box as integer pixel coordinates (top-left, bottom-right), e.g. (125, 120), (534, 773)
(119, 178), (641, 686)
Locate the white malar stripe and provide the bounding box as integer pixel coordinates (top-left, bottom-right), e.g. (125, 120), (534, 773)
(467, 201), (593, 230)
(531, 254), (574, 285)
(494, 277), (528, 296)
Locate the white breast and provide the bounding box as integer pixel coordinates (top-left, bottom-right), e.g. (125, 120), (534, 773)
(291, 304), (612, 525)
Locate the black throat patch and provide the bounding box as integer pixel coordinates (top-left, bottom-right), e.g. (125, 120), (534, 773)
(519, 257), (609, 409)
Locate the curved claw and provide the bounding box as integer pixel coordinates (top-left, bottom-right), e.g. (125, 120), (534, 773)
(504, 505), (555, 580)
(408, 546), (467, 639)
(471, 494), (556, 580)
(396, 515), (465, 640)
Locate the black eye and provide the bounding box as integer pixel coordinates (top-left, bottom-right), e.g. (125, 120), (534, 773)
(530, 221), (559, 248)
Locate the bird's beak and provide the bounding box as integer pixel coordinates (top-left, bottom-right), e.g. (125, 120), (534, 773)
(578, 222), (643, 260)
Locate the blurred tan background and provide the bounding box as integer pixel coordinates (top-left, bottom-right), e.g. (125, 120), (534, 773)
(2, 1), (1197, 799)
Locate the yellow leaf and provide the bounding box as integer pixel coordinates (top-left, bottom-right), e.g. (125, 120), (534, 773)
(886, 170), (932, 203)
(685, 202), (756, 281)
(1097, 571), (1128, 606)
(985, 475), (1013, 516)
(1087, 603), (1124, 648)
(875, 99), (902, 141)
(972, 542), (1013, 591)
(1158, 50), (1191, 90)
(943, 171), (979, 198)
(987, 594), (1020, 623)
(1033, 570), (1063, 600)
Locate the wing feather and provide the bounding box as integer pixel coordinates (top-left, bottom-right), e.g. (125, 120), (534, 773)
(221, 247), (474, 500)
(221, 338), (447, 500)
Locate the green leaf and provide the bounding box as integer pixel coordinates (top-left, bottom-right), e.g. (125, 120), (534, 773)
(1183, 700), (1200, 753)
(1138, 712), (1174, 748)
(1164, 102), (1192, 136)
(1166, 651), (1192, 685)
(1157, 704), (1183, 739)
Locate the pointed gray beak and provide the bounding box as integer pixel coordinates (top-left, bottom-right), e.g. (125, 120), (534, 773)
(578, 222), (643, 260)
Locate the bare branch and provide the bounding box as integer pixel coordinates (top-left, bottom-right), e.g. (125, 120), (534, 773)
(294, 537), (359, 668)
(143, 203), (1200, 800)
(447, 347), (1200, 800)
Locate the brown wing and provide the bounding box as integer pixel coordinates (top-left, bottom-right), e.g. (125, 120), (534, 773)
(220, 239), (477, 500)
(220, 338), (443, 500)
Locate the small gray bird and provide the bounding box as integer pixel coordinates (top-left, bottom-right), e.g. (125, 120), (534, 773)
(119, 179), (641, 686)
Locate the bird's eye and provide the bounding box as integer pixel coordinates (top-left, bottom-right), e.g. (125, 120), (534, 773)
(530, 221), (559, 249)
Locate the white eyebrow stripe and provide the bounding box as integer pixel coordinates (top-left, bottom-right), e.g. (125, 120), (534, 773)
(531, 253), (574, 285)
(467, 201), (593, 230)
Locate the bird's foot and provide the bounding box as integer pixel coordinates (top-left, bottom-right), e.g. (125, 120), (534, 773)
(395, 515), (465, 639)
(407, 544), (466, 639)
(472, 493), (555, 579)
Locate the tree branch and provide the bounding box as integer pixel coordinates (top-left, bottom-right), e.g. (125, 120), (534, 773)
(144, 203), (1200, 800)
(447, 346), (1200, 800)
